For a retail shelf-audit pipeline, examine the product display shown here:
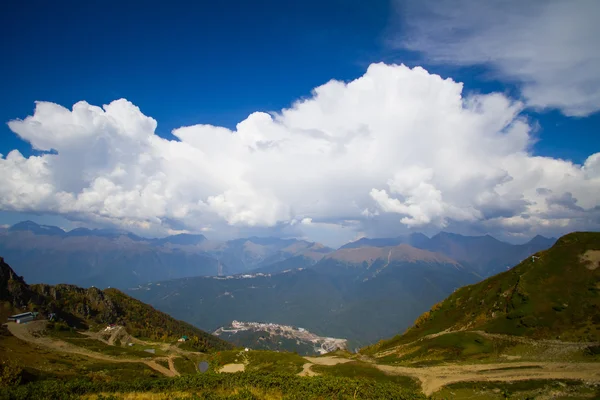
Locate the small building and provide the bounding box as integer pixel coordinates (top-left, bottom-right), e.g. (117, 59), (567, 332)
(178, 335), (189, 342)
(7, 312), (35, 324)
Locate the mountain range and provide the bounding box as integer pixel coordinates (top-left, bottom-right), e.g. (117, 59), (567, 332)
(0, 221), (335, 288)
(0, 221), (555, 291)
(127, 243), (479, 349)
(0, 220), (557, 350)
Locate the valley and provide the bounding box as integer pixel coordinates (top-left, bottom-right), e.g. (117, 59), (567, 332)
(1, 231), (599, 399)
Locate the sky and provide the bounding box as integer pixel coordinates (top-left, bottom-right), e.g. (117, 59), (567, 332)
(0, 0), (599, 247)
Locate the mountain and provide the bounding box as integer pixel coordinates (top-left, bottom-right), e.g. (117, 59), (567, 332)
(0, 221), (334, 288)
(210, 237), (334, 274)
(252, 242), (334, 273)
(9, 220), (66, 236)
(127, 243), (478, 348)
(0, 257), (231, 351)
(341, 231), (556, 277)
(368, 231), (600, 352)
(0, 223), (222, 289)
(151, 233), (207, 246)
(340, 233), (430, 249)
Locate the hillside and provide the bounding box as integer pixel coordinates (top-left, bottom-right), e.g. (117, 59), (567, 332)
(367, 232), (600, 353)
(128, 243), (478, 348)
(0, 257), (231, 352)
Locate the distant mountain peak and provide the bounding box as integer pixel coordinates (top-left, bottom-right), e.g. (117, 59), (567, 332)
(326, 243), (459, 265)
(9, 220), (66, 236)
(527, 234), (555, 244)
(153, 233), (208, 246)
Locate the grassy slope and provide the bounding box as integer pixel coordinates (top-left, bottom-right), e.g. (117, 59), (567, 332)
(311, 361), (420, 390)
(366, 232), (600, 354)
(0, 325), (161, 386)
(102, 288), (232, 351)
(1, 253), (232, 352)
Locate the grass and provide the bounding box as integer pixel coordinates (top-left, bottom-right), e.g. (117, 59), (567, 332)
(155, 359), (169, 369)
(431, 379), (598, 400)
(211, 350), (244, 366)
(375, 332), (508, 365)
(173, 357), (198, 375)
(61, 337), (157, 358)
(2, 371), (427, 400)
(311, 361), (420, 391)
(365, 232), (600, 355)
(246, 350), (306, 374)
(46, 328), (166, 358)
(0, 328), (161, 385)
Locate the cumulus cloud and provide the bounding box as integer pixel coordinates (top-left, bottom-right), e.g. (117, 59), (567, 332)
(393, 0), (600, 116)
(1, 63), (599, 243)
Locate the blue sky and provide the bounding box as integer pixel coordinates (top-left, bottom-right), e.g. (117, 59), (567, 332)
(1, 0), (599, 245)
(2, 0), (597, 163)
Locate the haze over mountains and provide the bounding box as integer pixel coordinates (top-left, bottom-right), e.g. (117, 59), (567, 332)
(125, 232), (555, 349)
(1, 220), (555, 290)
(1, 220), (557, 350)
(0, 221), (335, 288)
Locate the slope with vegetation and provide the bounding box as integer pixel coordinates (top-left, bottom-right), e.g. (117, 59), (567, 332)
(3, 233), (600, 399)
(1, 257), (231, 352)
(363, 232), (600, 362)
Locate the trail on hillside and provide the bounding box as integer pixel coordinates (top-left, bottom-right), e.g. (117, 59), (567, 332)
(220, 363), (245, 373)
(168, 356), (180, 376)
(299, 353), (600, 396)
(376, 361), (600, 396)
(298, 363), (317, 377)
(298, 356), (354, 377)
(375, 329), (600, 358)
(6, 321), (175, 377)
(303, 356), (353, 366)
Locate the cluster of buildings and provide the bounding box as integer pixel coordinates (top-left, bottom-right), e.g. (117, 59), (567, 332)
(214, 320), (348, 355)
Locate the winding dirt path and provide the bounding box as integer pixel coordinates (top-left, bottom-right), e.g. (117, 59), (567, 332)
(303, 356), (353, 366)
(298, 363), (317, 377)
(299, 353), (600, 396)
(298, 356), (354, 377)
(373, 329), (599, 358)
(6, 321), (176, 377)
(376, 362), (600, 395)
(168, 356), (180, 376)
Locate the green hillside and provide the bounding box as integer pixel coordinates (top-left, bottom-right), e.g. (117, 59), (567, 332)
(1, 257), (232, 352)
(367, 232), (600, 353)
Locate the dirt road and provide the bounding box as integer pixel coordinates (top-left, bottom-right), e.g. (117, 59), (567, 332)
(167, 356), (180, 376)
(298, 363), (318, 377)
(6, 321), (176, 377)
(376, 362), (600, 395)
(303, 356), (353, 366)
(298, 356), (354, 376)
(373, 329), (599, 358)
(220, 363), (245, 373)
(299, 353), (600, 395)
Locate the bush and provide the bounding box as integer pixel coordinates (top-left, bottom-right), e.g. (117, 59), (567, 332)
(0, 361), (23, 387)
(0, 371), (426, 400)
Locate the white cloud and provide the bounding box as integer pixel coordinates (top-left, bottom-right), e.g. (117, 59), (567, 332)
(394, 0), (600, 116)
(1, 63), (599, 242)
